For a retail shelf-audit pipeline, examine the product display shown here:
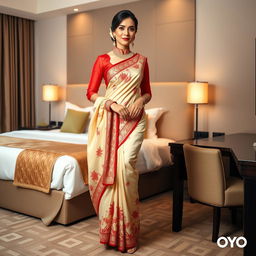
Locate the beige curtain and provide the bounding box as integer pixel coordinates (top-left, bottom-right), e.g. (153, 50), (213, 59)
(0, 14), (35, 133)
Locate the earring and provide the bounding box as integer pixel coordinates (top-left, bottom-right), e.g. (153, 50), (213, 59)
(113, 36), (116, 46)
(109, 28), (116, 46)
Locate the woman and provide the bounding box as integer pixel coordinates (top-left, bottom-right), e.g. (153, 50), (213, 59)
(86, 10), (151, 253)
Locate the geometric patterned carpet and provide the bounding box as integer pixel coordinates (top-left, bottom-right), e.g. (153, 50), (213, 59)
(0, 191), (243, 255)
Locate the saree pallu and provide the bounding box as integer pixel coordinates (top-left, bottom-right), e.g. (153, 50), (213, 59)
(88, 53), (146, 252)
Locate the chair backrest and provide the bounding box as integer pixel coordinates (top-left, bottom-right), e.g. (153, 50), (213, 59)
(183, 144), (226, 207)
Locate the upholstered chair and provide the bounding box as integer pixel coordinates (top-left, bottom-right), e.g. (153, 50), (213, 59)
(183, 144), (243, 242)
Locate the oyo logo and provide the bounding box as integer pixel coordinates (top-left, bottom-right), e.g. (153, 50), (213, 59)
(217, 236), (247, 248)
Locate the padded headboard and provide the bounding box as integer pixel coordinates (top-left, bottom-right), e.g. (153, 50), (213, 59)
(66, 83), (194, 140)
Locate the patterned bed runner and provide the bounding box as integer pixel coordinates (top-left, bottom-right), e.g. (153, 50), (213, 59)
(0, 136), (88, 193)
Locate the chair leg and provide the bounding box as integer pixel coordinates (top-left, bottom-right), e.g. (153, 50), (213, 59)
(230, 208), (237, 225)
(212, 207), (221, 242)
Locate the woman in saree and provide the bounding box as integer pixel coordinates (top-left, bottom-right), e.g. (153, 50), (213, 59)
(86, 10), (151, 254)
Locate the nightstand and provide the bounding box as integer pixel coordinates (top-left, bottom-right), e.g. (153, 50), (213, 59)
(19, 125), (61, 131)
(37, 125), (62, 130)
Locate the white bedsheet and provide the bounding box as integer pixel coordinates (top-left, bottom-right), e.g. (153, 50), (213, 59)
(0, 130), (174, 199)
(137, 138), (174, 174)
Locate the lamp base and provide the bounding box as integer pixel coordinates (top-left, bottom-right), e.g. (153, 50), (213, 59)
(44, 121), (62, 129)
(194, 131), (209, 139)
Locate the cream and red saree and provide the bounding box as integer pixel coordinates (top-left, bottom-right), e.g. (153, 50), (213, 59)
(88, 53), (146, 252)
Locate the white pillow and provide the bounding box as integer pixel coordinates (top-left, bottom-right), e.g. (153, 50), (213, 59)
(64, 102), (94, 132)
(145, 107), (166, 139)
(64, 102), (94, 115)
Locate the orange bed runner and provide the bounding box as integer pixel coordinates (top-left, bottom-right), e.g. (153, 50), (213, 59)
(0, 136), (88, 193)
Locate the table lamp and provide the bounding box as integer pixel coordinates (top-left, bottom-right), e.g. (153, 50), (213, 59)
(187, 81), (208, 139)
(42, 84), (59, 126)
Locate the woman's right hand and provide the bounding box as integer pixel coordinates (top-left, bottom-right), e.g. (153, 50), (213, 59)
(111, 103), (130, 120)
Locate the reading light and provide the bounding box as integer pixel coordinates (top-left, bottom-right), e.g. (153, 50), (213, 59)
(187, 81), (208, 139)
(42, 84), (59, 126)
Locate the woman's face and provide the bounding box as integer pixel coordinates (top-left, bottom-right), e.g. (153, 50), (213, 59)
(113, 17), (136, 49)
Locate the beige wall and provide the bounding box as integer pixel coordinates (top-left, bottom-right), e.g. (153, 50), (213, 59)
(35, 16), (67, 124)
(67, 0), (195, 83)
(196, 0), (256, 135)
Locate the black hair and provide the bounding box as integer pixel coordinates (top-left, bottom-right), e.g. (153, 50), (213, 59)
(111, 10), (138, 32)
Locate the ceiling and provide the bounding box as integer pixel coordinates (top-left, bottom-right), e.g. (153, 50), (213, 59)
(0, 0), (140, 20)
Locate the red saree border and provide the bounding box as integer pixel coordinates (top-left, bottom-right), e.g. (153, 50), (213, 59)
(102, 112), (119, 185)
(118, 111), (143, 148)
(100, 234), (137, 252)
(102, 111), (112, 184)
(106, 53), (138, 70)
(106, 54), (140, 84)
(92, 111), (120, 214)
(92, 175), (106, 213)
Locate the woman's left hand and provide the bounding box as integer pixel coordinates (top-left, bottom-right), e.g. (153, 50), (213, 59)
(128, 98), (144, 119)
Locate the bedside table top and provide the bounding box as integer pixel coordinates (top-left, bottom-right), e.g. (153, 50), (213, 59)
(19, 125), (61, 131)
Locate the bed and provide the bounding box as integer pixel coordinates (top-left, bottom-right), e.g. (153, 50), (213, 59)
(0, 83), (193, 225)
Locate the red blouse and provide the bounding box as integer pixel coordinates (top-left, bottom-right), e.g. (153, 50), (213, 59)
(86, 54), (151, 100)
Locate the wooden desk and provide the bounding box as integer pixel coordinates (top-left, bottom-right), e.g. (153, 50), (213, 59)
(170, 133), (256, 256)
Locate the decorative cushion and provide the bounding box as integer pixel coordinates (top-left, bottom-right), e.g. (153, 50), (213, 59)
(64, 102), (94, 132)
(144, 108), (166, 139)
(61, 109), (90, 133)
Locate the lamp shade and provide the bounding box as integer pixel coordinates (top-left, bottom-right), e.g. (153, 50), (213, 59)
(42, 84), (58, 101)
(187, 82), (208, 104)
